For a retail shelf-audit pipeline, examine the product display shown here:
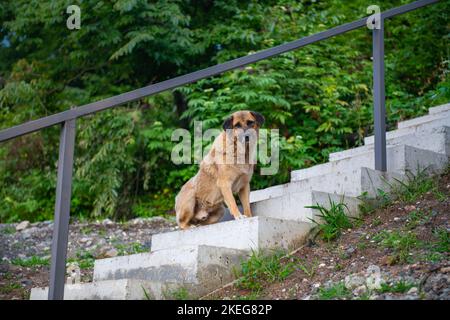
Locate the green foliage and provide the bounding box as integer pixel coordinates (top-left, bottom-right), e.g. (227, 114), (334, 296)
(379, 280), (416, 294)
(67, 251), (95, 270)
(235, 250), (294, 293)
(390, 169), (440, 203)
(0, 0), (449, 222)
(318, 282), (351, 300)
(114, 242), (148, 256)
(432, 227), (449, 254)
(165, 287), (191, 300)
(306, 197), (354, 241)
(11, 256), (50, 268)
(405, 209), (431, 230)
(373, 230), (419, 264)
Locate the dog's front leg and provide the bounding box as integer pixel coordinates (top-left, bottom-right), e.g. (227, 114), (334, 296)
(218, 179), (243, 219)
(238, 183), (252, 218)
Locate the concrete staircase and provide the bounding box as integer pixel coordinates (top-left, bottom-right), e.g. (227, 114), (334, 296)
(30, 103), (450, 300)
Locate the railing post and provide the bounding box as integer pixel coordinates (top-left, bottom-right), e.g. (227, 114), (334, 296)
(372, 16), (387, 171)
(48, 118), (76, 300)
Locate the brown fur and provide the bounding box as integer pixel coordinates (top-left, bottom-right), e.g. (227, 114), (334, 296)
(175, 110), (265, 229)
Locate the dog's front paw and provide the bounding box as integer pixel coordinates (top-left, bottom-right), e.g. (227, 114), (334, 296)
(234, 213), (246, 220)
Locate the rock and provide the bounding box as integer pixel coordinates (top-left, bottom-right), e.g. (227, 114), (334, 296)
(79, 237), (91, 243)
(440, 267), (450, 273)
(22, 226), (39, 236)
(104, 248), (118, 258)
(353, 285), (367, 296)
(380, 255), (397, 266)
(407, 287), (418, 295)
(344, 246), (356, 259)
(366, 265), (384, 290)
(102, 219), (114, 226)
(16, 221), (30, 231)
(404, 205), (416, 212)
(345, 274), (366, 289)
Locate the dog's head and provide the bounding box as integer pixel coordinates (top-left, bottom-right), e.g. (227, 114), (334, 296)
(222, 110), (265, 144)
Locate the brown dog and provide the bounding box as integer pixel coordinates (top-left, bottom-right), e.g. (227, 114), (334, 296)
(175, 110), (265, 229)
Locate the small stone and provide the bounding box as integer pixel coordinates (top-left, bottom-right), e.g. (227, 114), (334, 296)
(318, 263), (326, 268)
(345, 246), (356, 258)
(79, 237), (91, 243)
(404, 205), (416, 212)
(345, 274), (366, 289)
(302, 278), (309, 282)
(393, 217), (400, 221)
(380, 255), (397, 266)
(313, 283), (321, 288)
(16, 221), (30, 231)
(353, 285), (367, 296)
(104, 248), (118, 257)
(407, 287), (418, 295)
(102, 219), (114, 226)
(440, 267), (450, 273)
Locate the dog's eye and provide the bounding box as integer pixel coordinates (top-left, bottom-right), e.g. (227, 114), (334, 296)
(247, 120), (254, 126)
(235, 123), (242, 128)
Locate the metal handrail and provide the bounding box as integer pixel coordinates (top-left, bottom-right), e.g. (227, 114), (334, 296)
(0, 0), (440, 299)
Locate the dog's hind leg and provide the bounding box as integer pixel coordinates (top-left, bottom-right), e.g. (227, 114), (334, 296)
(175, 181), (197, 229)
(203, 206), (225, 226)
(238, 183), (252, 217)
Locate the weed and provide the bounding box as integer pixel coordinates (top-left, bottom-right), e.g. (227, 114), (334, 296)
(372, 216), (382, 227)
(373, 230), (419, 264)
(306, 197), (354, 241)
(295, 258), (319, 278)
(378, 279), (416, 294)
(236, 292), (260, 300)
(405, 209), (431, 230)
(391, 168), (438, 203)
(67, 251), (95, 269)
(1, 226), (16, 235)
(142, 286), (151, 300)
(318, 282), (351, 300)
(167, 287), (190, 300)
(115, 242), (147, 255)
(11, 256), (49, 268)
(334, 263), (343, 271)
(432, 227), (449, 253)
(80, 226), (93, 234)
(0, 282), (22, 294)
(235, 250), (294, 293)
(358, 189), (392, 216)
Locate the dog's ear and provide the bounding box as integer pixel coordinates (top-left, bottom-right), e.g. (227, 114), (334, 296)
(251, 111), (265, 126)
(222, 115), (233, 130)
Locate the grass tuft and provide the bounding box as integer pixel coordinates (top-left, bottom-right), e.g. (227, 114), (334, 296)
(306, 197), (355, 241)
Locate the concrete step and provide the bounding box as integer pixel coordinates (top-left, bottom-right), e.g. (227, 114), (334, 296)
(252, 167), (403, 204)
(291, 145), (448, 182)
(92, 245), (247, 298)
(364, 115), (450, 145)
(329, 126), (450, 161)
(429, 103), (450, 115)
(251, 190), (361, 224)
(151, 216), (313, 252)
(397, 110), (450, 129)
(30, 279), (181, 300)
